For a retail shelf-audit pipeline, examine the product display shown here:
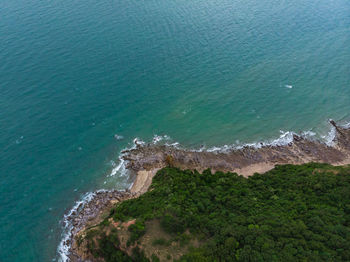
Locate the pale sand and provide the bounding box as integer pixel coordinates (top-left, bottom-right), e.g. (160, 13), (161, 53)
(70, 155), (350, 261)
(334, 156), (350, 167)
(130, 168), (160, 195)
(129, 156), (350, 193)
(233, 163), (277, 177)
(128, 163), (289, 194)
(235, 157), (350, 177)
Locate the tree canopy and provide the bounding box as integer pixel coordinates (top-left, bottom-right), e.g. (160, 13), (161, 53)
(87, 163), (350, 261)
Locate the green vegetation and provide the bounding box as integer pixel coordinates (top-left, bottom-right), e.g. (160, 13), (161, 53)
(84, 227), (149, 262)
(152, 238), (171, 247)
(85, 163), (350, 261)
(85, 228), (126, 261)
(128, 220), (146, 245)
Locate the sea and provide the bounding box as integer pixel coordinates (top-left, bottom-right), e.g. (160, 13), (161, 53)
(0, 0), (349, 260)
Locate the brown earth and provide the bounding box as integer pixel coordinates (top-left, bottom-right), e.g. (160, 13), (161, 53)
(123, 121), (350, 177)
(67, 120), (350, 261)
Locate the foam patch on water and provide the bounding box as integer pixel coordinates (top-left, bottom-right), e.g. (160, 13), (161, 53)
(151, 134), (180, 148)
(114, 134), (124, 140)
(108, 138), (145, 177)
(321, 121), (350, 147)
(15, 135), (24, 144)
(107, 135), (174, 178)
(322, 126), (336, 146)
(343, 122), (350, 129)
(109, 158), (127, 177)
(205, 131), (296, 153)
(133, 137), (145, 146)
(167, 142), (180, 147)
(198, 129), (321, 153)
(152, 134), (170, 144)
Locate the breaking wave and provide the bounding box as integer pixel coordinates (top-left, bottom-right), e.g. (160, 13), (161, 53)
(57, 191), (97, 262)
(57, 120), (349, 261)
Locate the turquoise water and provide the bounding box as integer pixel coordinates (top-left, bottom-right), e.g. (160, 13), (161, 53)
(0, 0), (349, 260)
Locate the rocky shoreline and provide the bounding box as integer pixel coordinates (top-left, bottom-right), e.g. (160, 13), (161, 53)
(62, 190), (137, 262)
(61, 120), (350, 261)
(62, 168), (159, 261)
(122, 120), (350, 176)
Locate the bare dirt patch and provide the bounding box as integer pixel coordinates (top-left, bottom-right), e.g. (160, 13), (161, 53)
(138, 220), (200, 261)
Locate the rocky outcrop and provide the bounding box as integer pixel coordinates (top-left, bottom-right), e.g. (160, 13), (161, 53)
(65, 121), (350, 261)
(122, 121), (350, 176)
(65, 190), (137, 262)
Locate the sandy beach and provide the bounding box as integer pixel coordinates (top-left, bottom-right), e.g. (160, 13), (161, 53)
(130, 169), (160, 194)
(64, 121), (350, 261)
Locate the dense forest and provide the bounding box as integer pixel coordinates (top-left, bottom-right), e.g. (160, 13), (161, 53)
(81, 163), (350, 261)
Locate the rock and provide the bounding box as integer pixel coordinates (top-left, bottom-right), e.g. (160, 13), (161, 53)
(67, 120), (350, 261)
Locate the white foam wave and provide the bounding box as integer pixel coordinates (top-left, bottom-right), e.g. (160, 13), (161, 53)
(343, 122), (350, 129)
(202, 129), (322, 153)
(301, 130), (316, 138)
(109, 157), (127, 177)
(166, 142), (180, 148)
(57, 136), (148, 261)
(322, 119), (350, 146)
(58, 121), (348, 260)
(152, 134), (171, 144)
(109, 138), (145, 177)
(205, 131), (296, 153)
(322, 126), (336, 146)
(133, 137), (145, 146)
(151, 134), (181, 148)
(57, 191), (97, 262)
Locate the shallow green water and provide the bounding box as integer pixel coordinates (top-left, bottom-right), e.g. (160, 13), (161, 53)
(0, 0), (349, 261)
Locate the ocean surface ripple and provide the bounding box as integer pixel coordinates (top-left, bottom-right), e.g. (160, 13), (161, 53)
(0, 0), (349, 261)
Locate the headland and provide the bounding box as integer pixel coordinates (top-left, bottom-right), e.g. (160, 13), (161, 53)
(60, 120), (350, 261)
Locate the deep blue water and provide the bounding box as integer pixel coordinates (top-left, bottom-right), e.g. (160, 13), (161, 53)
(0, 0), (349, 261)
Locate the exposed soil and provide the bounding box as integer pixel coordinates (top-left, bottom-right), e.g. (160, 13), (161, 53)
(122, 121), (350, 176)
(66, 121), (350, 261)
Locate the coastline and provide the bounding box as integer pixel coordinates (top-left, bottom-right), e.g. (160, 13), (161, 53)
(59, 120), (350, 261)
(59, 190), (137, 262)
(60, 169), (160, 262)
(130, 169), (160, 195)
(122, 120), (350, 177)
